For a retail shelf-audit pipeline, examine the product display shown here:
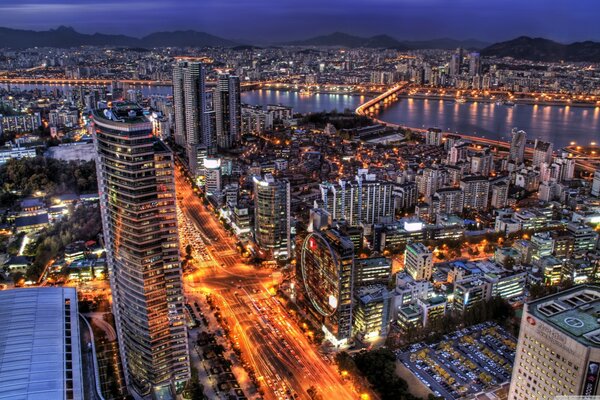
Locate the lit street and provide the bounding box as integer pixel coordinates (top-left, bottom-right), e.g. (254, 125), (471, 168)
(174, 166), (356, 400)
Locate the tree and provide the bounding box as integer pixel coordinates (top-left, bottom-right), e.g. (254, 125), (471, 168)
(188, 366), (205, 400)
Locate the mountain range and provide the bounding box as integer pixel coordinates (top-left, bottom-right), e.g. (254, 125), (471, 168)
(282, 32), (490, 50)
(0, 26), (238, 49)
(0, 26), (490, 50)
(1, 27), (599, 62)
(480, 36), (600, 62)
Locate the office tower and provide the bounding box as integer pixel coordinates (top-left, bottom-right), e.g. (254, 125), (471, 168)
(353, 285), (392, 338)
(300, 228), (355, 344)
(425, 128), (443, 146)
(253, 174), (291, 258)
(214, 74), (241, 150)
(460, 175), (490, 211)
(0, 288), (84, 400)
(508, 286), (600, 400)
(354, 256), (392, 287)
(532, 140), (553, 168)
(490, 181), (509, 208)
(319, 173), (394, 226)
(468, 52), (481, 76)
(172, 61), (210, 175)
(509, 128), (527, 164)
(92, 103), (190, 398)
(431, 187), (464, 216)
(203, 158), (222, 197)
(404, 242), (433, 281)
(592, 169), (600, 197)
(470, 147), (493, 176)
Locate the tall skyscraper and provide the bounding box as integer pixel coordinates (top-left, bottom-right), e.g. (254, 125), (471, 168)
(404, 242), (433, 281)
(253, 174), (291, 258)
(468, 52), (481, 76)
(509, 128), (527, 164)
(214, 74), (241, 150)
(172, 61), (210, 175)
(92, 103), (190, 398)
(508, 285), (600, 399)
(449, 53), (461, 76)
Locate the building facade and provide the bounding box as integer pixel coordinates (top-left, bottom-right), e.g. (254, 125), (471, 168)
(92, 103), (190, 398)
(253, 174), (291, 258)
(508, 286), (600, 399)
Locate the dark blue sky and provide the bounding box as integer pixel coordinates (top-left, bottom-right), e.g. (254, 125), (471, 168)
(0, 0), (599, 43)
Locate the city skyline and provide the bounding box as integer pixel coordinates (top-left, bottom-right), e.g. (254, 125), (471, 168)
(0, 0), (599, 43)
(1, 4), (600, 399)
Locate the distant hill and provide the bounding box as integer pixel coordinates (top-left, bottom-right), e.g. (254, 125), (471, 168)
(0, 26), (240, 49)
(402, 38), (490, 50)
(481, 36), (600, 62)
(142, 30), (238, 48)
(282, 32), (489, 50)
(283, 32), (409, 49)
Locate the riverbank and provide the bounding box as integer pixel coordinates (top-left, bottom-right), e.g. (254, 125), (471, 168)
(399, 93), (600, 109)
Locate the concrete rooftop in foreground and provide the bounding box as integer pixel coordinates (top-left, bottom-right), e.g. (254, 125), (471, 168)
(0, 287), (84, 400)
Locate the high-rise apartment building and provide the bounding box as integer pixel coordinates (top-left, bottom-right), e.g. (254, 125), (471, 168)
(253, 174), (291, 258)
(214, 74), (241, 150)
(533, 140), (553, 168)
(460, 175), (490, 211)
(92, 103), (190, 398)
(470, 147), (493, 176)
(508, 286), (600, 399)
(172, 61), (210, 175)
(404, 242), (433, 281)
(490, 181), (509, 209)
(509, 128), (527, 164)
(431, 187), (464, 216)
(320, 172), (394, 226)
(425, 128), (443, 146)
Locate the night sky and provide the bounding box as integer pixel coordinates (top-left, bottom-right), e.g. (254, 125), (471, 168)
(0, 0), (598, 43)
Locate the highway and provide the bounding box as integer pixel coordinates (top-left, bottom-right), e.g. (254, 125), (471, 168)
(174, 166), (356, 400)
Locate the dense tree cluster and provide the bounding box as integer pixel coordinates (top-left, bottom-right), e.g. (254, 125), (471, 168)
(301, 109), (374, 129)
(335, 349), (421, 400)
(0, 157), (97, 203)
(25, 205), (102, 279)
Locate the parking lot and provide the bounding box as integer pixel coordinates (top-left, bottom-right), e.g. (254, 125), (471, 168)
(396, 322), (516, 399)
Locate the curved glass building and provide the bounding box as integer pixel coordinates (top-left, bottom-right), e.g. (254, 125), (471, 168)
(92, 103), (190, 398)
(300, 229), (354, 345)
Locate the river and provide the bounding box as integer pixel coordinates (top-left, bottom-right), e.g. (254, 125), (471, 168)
(3, 84), (598, 148)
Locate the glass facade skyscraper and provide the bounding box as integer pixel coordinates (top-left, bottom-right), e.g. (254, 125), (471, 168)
(92, 103), (190, 398)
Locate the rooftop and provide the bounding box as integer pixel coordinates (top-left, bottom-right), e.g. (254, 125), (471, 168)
(529, 285), (600, 347)
(0, 287), (84, 400)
